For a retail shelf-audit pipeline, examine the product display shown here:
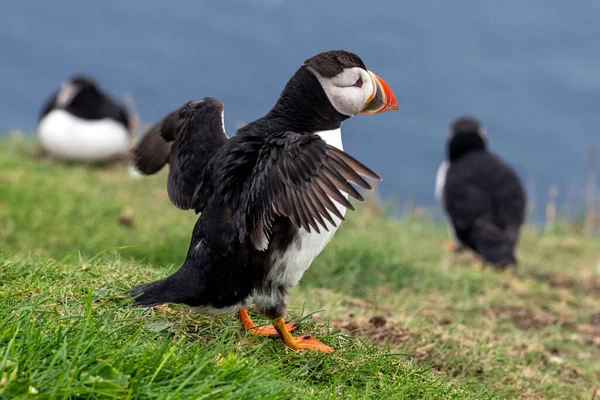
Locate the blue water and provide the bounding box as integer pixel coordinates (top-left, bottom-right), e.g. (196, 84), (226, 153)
(2, 1), (600, 217)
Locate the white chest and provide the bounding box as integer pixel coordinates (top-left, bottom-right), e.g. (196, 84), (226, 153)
(38, 109), (130, 162)
(434, 160), (460, 242)
(266, 128), (347, 287)
(434, 160), (449, 203)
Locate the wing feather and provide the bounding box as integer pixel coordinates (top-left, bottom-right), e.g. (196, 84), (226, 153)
(244, 131), (381, 250)
(132, 97), (229, 212)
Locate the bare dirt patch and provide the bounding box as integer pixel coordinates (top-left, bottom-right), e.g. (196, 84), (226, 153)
(547, 273), (575, 289)
(332, 314), (411, 346)
(530, 272), (600, 294)
(577, 314), (600, 348)
(485, 305), (566, 330)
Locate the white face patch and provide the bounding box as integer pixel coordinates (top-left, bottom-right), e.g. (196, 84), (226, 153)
(307, 66), (375, 116)
(478, 126), (487, 140)
(55, 82), (79, 108)
(434, 160), (449, 203)
(220, 109), (229, 137)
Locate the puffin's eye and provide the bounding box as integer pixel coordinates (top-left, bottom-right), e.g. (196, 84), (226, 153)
(353, 77), (363, 87)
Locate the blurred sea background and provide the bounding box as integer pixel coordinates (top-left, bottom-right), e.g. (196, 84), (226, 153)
(2, 0), (599, 221)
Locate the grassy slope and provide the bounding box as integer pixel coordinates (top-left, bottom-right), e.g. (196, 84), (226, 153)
(1, 137), (599, 399)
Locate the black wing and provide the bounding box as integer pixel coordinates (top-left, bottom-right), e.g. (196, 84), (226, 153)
(241, 131), (381, 250)
(102, 99), (132, 131)
(132, 97), (229, 211)
(443, 152), (526, 264)
(39, 90), (58, 121)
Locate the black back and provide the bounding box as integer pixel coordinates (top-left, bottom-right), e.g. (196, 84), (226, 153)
(39, 75), (131, 130)
(443, 124), (526, 266)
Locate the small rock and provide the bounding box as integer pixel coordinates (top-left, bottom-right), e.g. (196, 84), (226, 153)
(577, 352), (592, 359)
(369, 315), (387, 328)
(118, 210), (134, 227)
(549, 356), (564, 365)
(341, 322), (360, 332)
(521, 367), (534, 378)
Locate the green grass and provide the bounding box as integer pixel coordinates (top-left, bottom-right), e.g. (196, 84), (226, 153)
(1, 136), (600, 399)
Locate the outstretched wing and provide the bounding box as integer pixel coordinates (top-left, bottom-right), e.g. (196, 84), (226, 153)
(243, 131), (381, 250)
(132, 97), (229, 211)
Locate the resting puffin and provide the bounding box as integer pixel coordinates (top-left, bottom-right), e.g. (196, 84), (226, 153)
(38, 75), (133, 162)
(435, 116), (526, 268)
(129, 50), (398, 353)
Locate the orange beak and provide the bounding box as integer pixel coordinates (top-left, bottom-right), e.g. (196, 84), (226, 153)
(360, 71), (399, 114)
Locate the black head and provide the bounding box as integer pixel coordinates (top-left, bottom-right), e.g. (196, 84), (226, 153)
(267, 50), (398, 133)
(304, 50), (367, 78)
(54, 74), (105, 112)
(69, 74), (100, 91)
(447, 116), (487, 162)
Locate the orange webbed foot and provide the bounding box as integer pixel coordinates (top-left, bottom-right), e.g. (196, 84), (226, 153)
(443, 240), (458, 252)
(292, 335), (334, 353)
(238, 308), (296, 337)
(249, 322), (297, 337)
(272, 317), (334, 354)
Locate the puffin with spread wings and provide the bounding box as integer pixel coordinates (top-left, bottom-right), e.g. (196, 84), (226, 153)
(129, 50), (398, 353)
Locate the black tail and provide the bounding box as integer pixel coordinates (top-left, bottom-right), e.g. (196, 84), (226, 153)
(129, 272), (199, 307)
(470, 220), (519, 267)
(129, 279), (176, 307)
(129, 250), (207, 308)
(478, 245), (517, 266)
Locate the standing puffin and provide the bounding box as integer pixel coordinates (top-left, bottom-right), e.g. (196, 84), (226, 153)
(38, 75), (133, 162)
(435, 116), (526, 268)
(129, 50), (398, 353)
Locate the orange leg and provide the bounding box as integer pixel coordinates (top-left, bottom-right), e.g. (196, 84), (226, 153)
(272, 317), (334, 354)
(443, 241), (458, 252)
(238, 308), (296, 337)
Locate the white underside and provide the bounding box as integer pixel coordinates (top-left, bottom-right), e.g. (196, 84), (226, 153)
(191, 128), (347, 315)
(434, 160), (448, 203)
(253, 127), (347, 310)
(38, 109), (130, 161)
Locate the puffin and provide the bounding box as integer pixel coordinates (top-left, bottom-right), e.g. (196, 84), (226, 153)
(129, 50), (398, 353)
(37, 75), (133, 162)
(435, 116), (526, 268)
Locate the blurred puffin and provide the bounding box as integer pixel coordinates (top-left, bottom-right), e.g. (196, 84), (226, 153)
(435, 116), (526, 268)
(38, 75), (133, 162)
(129, 50), (398, 353)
